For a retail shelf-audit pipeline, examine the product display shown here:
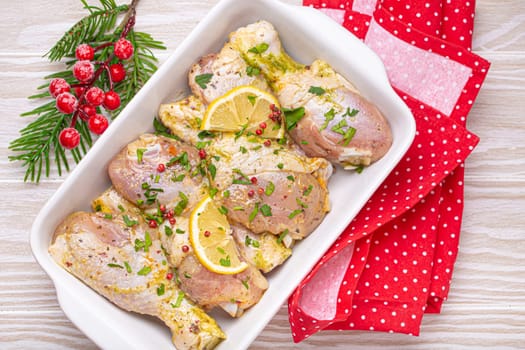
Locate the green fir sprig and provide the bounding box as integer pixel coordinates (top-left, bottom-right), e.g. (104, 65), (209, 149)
(8, 0), (165, 183)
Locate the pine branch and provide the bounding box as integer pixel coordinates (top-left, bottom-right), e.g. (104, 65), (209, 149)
(46, 1), (128, 61)
(9, 0), (165, 183)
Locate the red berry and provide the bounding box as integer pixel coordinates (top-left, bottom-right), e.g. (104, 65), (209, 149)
(73, 60), (94, 82)
(263, 140), (271, 147)
(204, 230), (211, 237)
(257, 187), (264, 195)
(169, 217), (176, 225)
(59, 127), (80, 149)
(79, 104), (96, 120)
(159, 204), (166, 213)
(85, 87), (105, 106)
(75, 44), (94, 61)
(247, 189), (255, 197)
(255, 129), (263, 135)
(49, 78), (71, 98)
(259, 122), (267, 129)
(157, 163), (166, 172)
(88, 114), (109, 135)
(198, 149), (207, 159)
(181, 245), (190, 253)
(103, 91), (121, 110)
(55, 92), (78, 114)
(166, 272), (173, 280)
(114, 38), (134, 60)
(109, 63), (126, 82)
(148, 220), (158, 228)
(74, 87), (86, 98)
(250, 176), (258, 184)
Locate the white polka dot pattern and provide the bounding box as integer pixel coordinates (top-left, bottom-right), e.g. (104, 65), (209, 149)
(292, 0), (491, 343)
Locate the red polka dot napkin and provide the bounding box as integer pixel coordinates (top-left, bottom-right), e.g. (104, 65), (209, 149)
(288, 0), (490, 342)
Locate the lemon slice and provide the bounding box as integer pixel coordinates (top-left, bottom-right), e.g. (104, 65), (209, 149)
(189, 196), (248, 275)
(201, 86), (285, 139)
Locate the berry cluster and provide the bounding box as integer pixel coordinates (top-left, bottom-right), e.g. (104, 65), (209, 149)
(50, 38), (134, 149)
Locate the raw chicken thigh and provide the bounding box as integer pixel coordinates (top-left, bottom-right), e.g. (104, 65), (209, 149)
(228, 20), (393, 169)
(49, 208), (225, 350)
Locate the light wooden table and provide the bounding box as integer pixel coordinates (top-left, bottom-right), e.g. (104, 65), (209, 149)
(1, 0), (524, 349)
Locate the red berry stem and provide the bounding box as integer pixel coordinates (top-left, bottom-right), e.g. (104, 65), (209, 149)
(94, 42), (114, 52)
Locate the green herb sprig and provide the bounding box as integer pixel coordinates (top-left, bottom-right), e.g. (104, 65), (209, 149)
(8, 0), (165, 183)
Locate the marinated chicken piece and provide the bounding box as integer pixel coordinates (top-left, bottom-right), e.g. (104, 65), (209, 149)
(108, 134), (208, 215)
(158, 102), (332, 239)
(158, 101), (332, 191)
(223, 171), (328, 240)
(91, 188), (269, 316)
(49, 211), (225, 350)
(231, 224), (292, 273)
(177, 255), (268, 317)
(228, 21), (393, 169)
(189, 43), (270, 104)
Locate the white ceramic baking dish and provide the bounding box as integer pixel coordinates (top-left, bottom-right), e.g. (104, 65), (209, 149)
(30, 0), (415, 349)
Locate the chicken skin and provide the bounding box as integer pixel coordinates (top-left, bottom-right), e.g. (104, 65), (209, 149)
(49, 210), (225, 350)
(228, 21), (393, 169)
(158, 100), (332, 240)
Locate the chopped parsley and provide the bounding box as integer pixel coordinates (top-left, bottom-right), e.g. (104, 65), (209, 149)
(343, 107), (359, 117)
(207, 163), (217, 180)
(277, 163), (284, 170)
(287, 175), (295, 182)
(242, 278), (250, 290)
(296, 197), (309, 208)
(208, 186), (218, 198)
(342, 127), (357, 146)
(173, 192), (189, 216)
(277, 229), (289, 244)
(245, 235), (260, 248)
(235, 124), (248, 140)
(308, 86), (326, 95)
(171, 291), (185, 308)
(247, 95), (257, 106)
(303, 185), (313, 196)
(283, 107), (305, 131)
(137, 265), (152, 276)
(123, 215), (138, 227)
(176, 228), (185, 234)
(167, 152), (190, 170)
(124, 261), (132, 273)
(195, 73), (213, 89)
(165, 226), (173, 237)
(134, 232), (152, 252)
(288, 209), (303, 219)
(136, 148), (146, 163)
(197, 130), (215, 139)
(218, 205), (228, 215)
(239, 146), (248, 154)
(320, 108), (336, 131)
(248, 42), (269, 54)
(107, 263), (123, 269)
(246, 65), (261, 76)
(157, 283), (165, 296)
(331, 119), (348, 135)
(265, 181), (275, 196)
(172, 173), (185, 182)
(104, 213), (113, 220)
(249, 203), (259, 222)
(260, 204), (273, 217)
(219, 255), (231, 267)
